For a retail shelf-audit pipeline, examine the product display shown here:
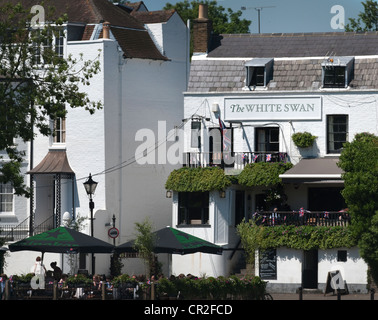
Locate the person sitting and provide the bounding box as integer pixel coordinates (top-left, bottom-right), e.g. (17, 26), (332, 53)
(50, 262), (63, 282)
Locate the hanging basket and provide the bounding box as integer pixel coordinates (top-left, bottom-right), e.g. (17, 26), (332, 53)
(292, 132), (317, 148)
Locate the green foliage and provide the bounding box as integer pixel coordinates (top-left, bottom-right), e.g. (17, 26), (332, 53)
(163, 0), (251, 56)
(66, 274), (92, 286)
(237, 220), (357, 265)
(0, 3), (102, 196)
(156, 275), (266, 300)
(338, 132), (378, 237)
(110, 253), (124, 277)
(11, 273), (34, 283)
(292, 131), (317, 148)
(359, 212), (378, 284)
(165, 167), (232, 192)
(338, 132), (378, 286)
(133, 218), (156, 278)
(345, 0), (378, 32)
(237, 162), (293, 187)
(111, 273), (138, 288)
(163, 0), (251, 35)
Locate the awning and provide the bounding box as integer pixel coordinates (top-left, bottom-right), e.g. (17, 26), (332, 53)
(279, 157), (343, 183)
(28, 150), (74, 175)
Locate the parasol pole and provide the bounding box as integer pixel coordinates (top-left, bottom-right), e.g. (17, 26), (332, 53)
(41, 251), (45, 267)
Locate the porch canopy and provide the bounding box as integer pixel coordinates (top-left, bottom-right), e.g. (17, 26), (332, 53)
(28, 150), (74, 175)
(279, 157), (344, 184)
(28, 149), (75, 227)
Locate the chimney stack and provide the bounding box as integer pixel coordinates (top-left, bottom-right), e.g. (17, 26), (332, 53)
(193, 4), (212, 54)
(102, 21), (110, 39)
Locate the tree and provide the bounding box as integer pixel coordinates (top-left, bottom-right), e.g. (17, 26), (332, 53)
(345, 0), (378, 31)
(359, 212), (378, 285)
(0, 3), (102, 196)
(163, 0), (251, 35)
(338, 132), (378, 284)
(133, 217), (157, 278)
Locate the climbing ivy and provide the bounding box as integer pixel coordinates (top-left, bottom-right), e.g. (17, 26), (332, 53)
(237, 220), (358, 264)
(165, 162), (293, 192)
(237, 162), (293, 187)
(165, 167), (232, 192)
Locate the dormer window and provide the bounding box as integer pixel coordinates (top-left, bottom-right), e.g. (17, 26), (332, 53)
(322, 56), (354, 88)
(245, 58), (273, 88)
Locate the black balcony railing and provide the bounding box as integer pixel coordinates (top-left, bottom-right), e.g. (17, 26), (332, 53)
(0, 216), (54, 242)
(251, 210), (350, 227)
(183, 151), (288, 169)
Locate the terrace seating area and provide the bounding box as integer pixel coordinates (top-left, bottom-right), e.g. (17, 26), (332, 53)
(252, 210), (350, 227)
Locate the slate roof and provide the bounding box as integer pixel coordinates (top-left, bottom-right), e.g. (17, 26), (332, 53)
(208, 32), (378, 58)
(0, 0), (168, 61)
(187, 32), (378, 92)
(131, 10), (177, 24)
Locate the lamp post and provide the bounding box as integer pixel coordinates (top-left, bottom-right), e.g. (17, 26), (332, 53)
(83, 173), (98, 274)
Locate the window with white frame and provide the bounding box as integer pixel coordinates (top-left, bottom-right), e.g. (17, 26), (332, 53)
(53, 117), (66, 143)
(32, 28), (64, 65)
(178, 192), (209, 225)
(322, 56), (354, 88)
(0, 182), (13, 213)
(54, 29), (64, 58)
(327, 115), (348, 153)
(255, 127), (279, 152)
(245, 58), (274, 88)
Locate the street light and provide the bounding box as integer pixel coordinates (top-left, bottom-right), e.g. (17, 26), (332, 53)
(83, 173), (98, 274)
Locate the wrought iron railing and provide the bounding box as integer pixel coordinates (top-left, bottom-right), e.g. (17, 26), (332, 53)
(0, 215), (54, 242)
(183, 151), (288, 169)
(251, 210), (350, 227)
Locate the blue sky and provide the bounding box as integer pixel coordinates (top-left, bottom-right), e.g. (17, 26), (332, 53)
(141, 0), (365, 34)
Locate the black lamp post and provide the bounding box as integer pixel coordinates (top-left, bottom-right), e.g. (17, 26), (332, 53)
(83, 173), (98, 274)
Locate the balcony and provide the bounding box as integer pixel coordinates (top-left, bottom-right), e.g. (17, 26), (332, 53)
(252, 210), (350, 227)
(183, 151), (288, 171)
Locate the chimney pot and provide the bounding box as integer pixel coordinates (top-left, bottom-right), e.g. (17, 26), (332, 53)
(198, 4), (208, 20)
(102, 21), (110, 39)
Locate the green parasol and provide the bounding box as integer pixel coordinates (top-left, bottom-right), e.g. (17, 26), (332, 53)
(115, 226), (223, 255)
(9, 226), (114, 254)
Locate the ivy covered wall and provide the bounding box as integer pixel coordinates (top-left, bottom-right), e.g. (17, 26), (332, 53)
(237, 220), (357, 265)
(165, 162), (293, 192)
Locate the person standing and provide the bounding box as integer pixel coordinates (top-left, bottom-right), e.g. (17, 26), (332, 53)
(31, 256), (46, 276)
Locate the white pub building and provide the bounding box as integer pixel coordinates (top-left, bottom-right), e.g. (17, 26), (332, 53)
(168, 6), (376, 292)
(2, 0), (189, 276)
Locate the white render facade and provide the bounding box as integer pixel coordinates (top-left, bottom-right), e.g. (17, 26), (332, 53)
(2, 1), (189, 276)
(168, 14), (376, 292)
(171, 63), (374, 291)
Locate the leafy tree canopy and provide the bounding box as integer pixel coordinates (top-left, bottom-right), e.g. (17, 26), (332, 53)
(338, 132), (378, 285)
(345, 0), (378, 32)
(338, 132), (378, 236)
(163, 0), (251, 34)
(0, 3), (102, 196)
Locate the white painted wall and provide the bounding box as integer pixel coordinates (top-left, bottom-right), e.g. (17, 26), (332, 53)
(257, 246), (368, 293)
(184, 91), (378, 164)
(177, 74), (378, 279)
(4, 14), (189, 277)
(318, 247), (368, 289)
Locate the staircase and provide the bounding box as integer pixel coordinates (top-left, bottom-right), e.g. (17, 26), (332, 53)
(0, 216), (54, 243)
